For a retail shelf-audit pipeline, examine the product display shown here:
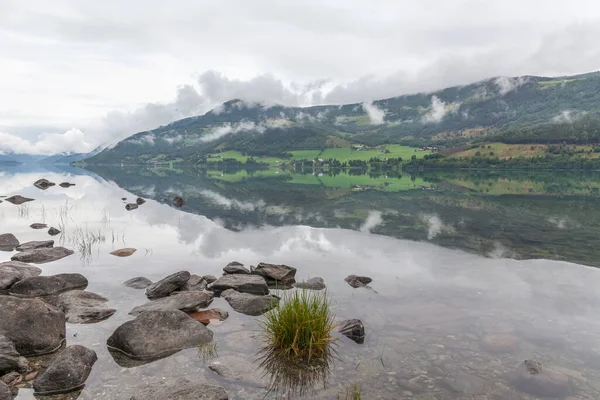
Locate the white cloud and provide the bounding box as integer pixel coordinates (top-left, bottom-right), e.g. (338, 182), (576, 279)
(495, 76), (529, 95)
(422, 96), (448, 123)
(551, 110), (587, 123)
(362, 101), (386, 125)
(0, 128), (91, 155)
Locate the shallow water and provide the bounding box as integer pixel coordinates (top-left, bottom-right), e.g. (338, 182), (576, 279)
(2, 166), (600, 399)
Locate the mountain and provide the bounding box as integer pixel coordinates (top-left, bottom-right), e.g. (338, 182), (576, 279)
(85, 71), (600, 165)
(39, 146), (107, 164)
(0, 152), (46, 163)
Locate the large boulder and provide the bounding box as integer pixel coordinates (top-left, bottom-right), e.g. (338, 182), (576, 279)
(107, 311), (213, 361)
(123, 277), (152, 289)
(130, 378), (228, 400)
(0, 381), (12, 400)
(145, 271), (191, 299)
(0, 262), (42, 291)
(9, 273), (88, 297)
(180, 274), (207, 291)
(4, 195), (34, 205)
(130, 292), (214, 316)
(221, 289), (279, 316)
(344, 275), (372, 288)
(33, 345), (97, 395)
(210, 274), (269, 296)
(34, 179), (55, 190)
(15, 240), (54, 252)
(223, 262), (250, 275)
(203, 275), (217, 284)
(0, 335), (27, 375)
(513, 359), (572, 397)
(294, 277), (326, 290)
(0, 296), (65, 356)
(251, 263), (297, 288)
(0, 234), (19, 252)
(11, 247), (74, 264)
(54, 290), (116, 324)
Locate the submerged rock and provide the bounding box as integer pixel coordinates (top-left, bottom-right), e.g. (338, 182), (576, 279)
(136, 197), (146, 205)
(0, 234), (19, 252)
(210, 274), (269, 296)
(180, 274), (207, 291)
(0, 335), (27, 375)
(11, 247), (74, 264)
(251, 263), (297, 288)
(293, 277), (326, 290)
(34, 179), (55, 190)
(33, 345), (97, 395)
(29, 223), (47, 230)
(130, 378), (228, 400)
(338, 319), (365, 344)
(9, 273), (88, 297)
(0, 296), (66, 356)
(54, 290), (116, 324)
(172, 196), (185, 207)
(125, 203), (138, 211)
(223, 262), (250, 275)
(145, 271), (191, 299)
(0, 261), (42, 291)
(130, 292), (214, 316)
(4, 195), (34, 205)
(513, 359), (572, 397)
(15, 240), (54, 252)
(47, 227), (61, 236)
(188, 309), (229, 325)
(123, 277), (152, 289)
(107, 310), (213, 361)
(110, 248), (137, 257)
(344, 275), (372, 288)
(221, 289), (279, 316)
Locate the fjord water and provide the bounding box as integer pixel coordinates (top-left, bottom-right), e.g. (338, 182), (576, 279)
(2, 165), (600, 399)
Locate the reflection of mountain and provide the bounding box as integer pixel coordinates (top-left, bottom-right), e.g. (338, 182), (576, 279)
(84, 165), (600, 267)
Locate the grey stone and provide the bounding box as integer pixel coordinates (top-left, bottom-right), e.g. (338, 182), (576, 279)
(0, 371), (20, 386)
(294, 277), (326, 290)
(54, 290), (116, 324)
(9, 273), (88, 297)
(130, 292), (214, 316)
(513, 359), (572, 397)
(210, 274), (269, 296)
(15, 240), (54, 252)
(221, 289), (279, 316)
(34, 179), (55, 190)
(344, 275), (372, 288)
(48, 227), (61, 236)
(0, 234), (19, 252)
(0, 296), (66, 356)
(223, 263), (250, 275)
(0, 335), (27, 375)
(172, 196), (185, 207)
(445, 372), (486, 395)
(4, 195), (34, 205)
(145, 271), (190, 299)
(130, 378), (228, 400)
(180, 274), (208, 291)
(251, 263), (297, 288)
(107, 310), (213, 361)
(123, 277), (152, 289)
(11, 247), (74, 264)
(33, 345), (97, 395)
(0, 381), (11, 400)
(339, 319), (365, 344)
(125, 203), (138, 211)
(29, 223), (47, 230)
(203, 275), (217, 284)
(59, 182), (75, 188)
(0, 262), (42, 291)
(136, 197), (145, 205)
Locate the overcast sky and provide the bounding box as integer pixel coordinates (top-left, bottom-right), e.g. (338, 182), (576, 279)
(1, 0), (599, 154)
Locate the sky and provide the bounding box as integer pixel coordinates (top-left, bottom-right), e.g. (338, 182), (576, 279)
(1, 0), (599, 155)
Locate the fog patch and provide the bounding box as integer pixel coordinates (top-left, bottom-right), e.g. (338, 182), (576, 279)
(164, 135), (183, 144)
(422, 96), (448, 124)
(128, 134), (156, 146)
(360, 211), (383, 233)
(495, 76), (528, 95)
(488, 241), (517, 259)
(362, 102), (386, 125)
(551, 110), (587, 123)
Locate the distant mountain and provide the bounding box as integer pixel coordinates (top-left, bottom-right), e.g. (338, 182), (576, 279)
(85, 71), (600, 165)
(39, 146), (106, 164)
(0, 152), (46, 163)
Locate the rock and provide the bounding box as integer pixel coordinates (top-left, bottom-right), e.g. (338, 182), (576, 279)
(0, 381), (11, 400)
(203, 275), (217, 284)
(188, 309), (229, 325)
(121, 197), (127, 201)
(0, 262), (41, 291)
(9, 273), (88, 297)
(0, 335), (27, 375)
(145, 271), (191, 299)
(445, 372), (486, 396)
(172, 196), (185, 207)
(0, 234), (19, 252)
(481, 333), (519, 353)
(33, 179), (55, 190)
(130, 378), (228, 400)
(29, 223), (47, 229)
(180, 274), (207, 291)
(11, 247), (74, 264)
(4, 195), (34, 205)
(54, 290), (116, 324)
(223, 263), (250, 275)
(125, 203), (138, 211)
(338, 319), (365, 344)
(110, 248), (137, 257)
(123, 277), (152, 289)
(210, 274), (269, 296)
(47, 227), (61, 236)
(251, 263), (297, 288)
(0, 296), (65, 356)
(130, 292), (214, 316)
(293, 277), (326, 290)
(344, 275), (373, 288)
(33, 345), (97, 395)
(59, 182), (75, 188)
(15, 240), (54, 252)
(107, 310), (213, 361)
(1, 371), (21, 386)
(513, 360), (572, 397)
(221, 289), (279, 316)
(136, 197), (146, 205)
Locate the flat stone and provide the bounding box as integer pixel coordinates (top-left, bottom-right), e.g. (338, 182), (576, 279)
(251, 263), (297, 288)
(109, 248), (137, 257)
(130, 378), (228, 400)
(221, 289), (279, 316)
(123, 277), (153, 289)
(339, 319), (365, 344)
(513, 359), (572, 397)
(344, 275), (373, 288)
(15, 240), (54, 252)
(294, 277), (326, 290)
(0, 296), (66, 356)
(0, 262), (42, 290)
(11, 247), (74, 264)
(0, 335), (27, 375)
(107, 310), (213, 361)
(203, 275), (217, 284)
(130, 292), (214, 316)
(188, 309), (229, 325)
(4, 195), (34, 205)
(210, 274), (269, 296)
(34, 179), (55, 190)
(33, 345), (97, 395)
(29, 223), (47, 230)
(125, 203), (138, 211)
(180, 274), (207, 291)
(9, 273), (88, 297)
(145, 271), (191, 299)
(54, 290), (116, 324)
(47, 227), (61, 236)
(0, 234), (19, 252)
(223, 262), (250, 275)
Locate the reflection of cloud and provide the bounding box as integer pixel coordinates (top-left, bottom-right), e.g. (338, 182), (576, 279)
(200, 190), (265, 211)
(360, 211), (383, 233)
(421, 213), (443, 239)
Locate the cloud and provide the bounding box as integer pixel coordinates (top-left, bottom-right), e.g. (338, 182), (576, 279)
(422, 96), (448, 123)
(0, 128), (91, 155)
(551, 110), (587, 123)
(362, 101), (386, 125)
(495, 76), (529, 95)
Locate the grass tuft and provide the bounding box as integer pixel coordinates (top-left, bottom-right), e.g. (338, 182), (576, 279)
(338, 383), (362, 400)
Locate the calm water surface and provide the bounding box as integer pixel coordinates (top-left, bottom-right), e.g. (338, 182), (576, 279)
(2, 165), (600, 399)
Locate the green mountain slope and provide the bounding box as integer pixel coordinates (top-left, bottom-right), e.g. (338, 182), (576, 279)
(86, 72), (600, 164)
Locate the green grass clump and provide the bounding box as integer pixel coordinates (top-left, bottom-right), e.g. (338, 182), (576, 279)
(338, 383), (362, 399)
